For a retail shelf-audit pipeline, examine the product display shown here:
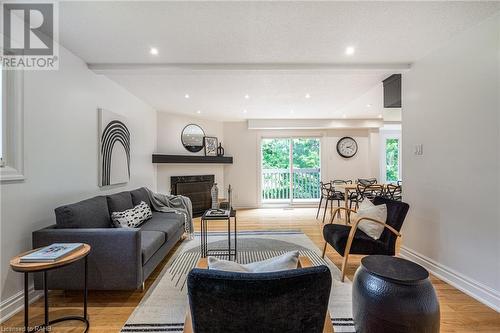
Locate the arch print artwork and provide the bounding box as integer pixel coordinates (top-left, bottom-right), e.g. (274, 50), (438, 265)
(98, 108), (130, 187)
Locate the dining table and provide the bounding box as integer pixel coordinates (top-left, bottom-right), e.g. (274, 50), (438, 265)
(334, 183), (389, 210)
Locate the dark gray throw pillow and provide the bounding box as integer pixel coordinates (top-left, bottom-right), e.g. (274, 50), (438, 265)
(55, 196), (112, 228)
(106, 191), (134, 215)
(131, 187), (151, 208)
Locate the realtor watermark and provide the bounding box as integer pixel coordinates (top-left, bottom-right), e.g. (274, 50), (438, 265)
(1, 1), (59, 70)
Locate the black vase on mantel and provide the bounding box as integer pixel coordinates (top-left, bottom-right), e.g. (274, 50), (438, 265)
(217, 143), (225, 157)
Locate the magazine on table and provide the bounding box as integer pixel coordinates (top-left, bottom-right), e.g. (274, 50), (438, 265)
(206, 209), (230, 218)
(20, 243), (84, 263)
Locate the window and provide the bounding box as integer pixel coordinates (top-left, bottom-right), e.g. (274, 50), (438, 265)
(385, 138), (400, 182)
(379, 125), (402, 184)
(261, 137), (321, 204)
(0, 68), (24, 182)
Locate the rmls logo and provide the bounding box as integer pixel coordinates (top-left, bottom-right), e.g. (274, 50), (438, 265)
(1, 2), (59, 70)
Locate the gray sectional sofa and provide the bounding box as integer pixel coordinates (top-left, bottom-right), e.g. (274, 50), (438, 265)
(32, 187), (186, 290)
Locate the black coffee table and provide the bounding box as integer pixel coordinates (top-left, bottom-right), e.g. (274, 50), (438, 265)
(200, 210), (237, 261)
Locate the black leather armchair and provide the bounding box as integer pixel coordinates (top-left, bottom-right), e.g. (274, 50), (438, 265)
(322, 196), (409, 282)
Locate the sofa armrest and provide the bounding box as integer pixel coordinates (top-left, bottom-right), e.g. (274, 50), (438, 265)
(32, 225), (142, 290)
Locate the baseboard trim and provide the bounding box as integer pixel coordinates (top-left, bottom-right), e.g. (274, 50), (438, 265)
(399, 246), (500, 312)
(0, 286), (43, 324)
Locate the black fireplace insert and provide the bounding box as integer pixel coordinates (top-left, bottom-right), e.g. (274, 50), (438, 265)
(171, 175), (214, 217)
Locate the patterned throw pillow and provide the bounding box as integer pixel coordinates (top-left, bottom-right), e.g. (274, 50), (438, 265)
(111, 201), (152, 228)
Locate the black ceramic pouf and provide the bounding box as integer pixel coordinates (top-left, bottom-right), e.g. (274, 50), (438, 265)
(352, 255), (440, 333)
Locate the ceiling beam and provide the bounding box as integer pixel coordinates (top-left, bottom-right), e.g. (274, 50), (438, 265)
(247, 118), (384, 130)
(87, 62), (411, 75)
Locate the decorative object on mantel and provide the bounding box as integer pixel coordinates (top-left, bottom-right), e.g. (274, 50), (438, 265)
(217, 143), (225, 157)
(181, 124), (205, 153)
(98, 108), (130, 187)
(211, 183), (219, 209)
(204, 136), (218, 156)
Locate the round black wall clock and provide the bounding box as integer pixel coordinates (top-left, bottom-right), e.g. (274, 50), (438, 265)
(336, 137), (358, 158)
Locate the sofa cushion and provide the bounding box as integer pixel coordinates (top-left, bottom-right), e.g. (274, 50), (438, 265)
(141, 231), (165, 264)
(208, 251), (299, 273)
(139, 211), (184, 240)
(131, 187), (152, 208)
(55, 196), (111, 228)
(107, 191), (134, 214)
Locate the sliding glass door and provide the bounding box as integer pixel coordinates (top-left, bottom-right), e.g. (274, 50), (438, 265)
(261, 138), (321, 204)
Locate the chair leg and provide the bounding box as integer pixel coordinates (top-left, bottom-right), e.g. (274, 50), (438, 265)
(322, 242), (328, 258)
(322, 199), (329, 223)
(341, 253), (349, 282)
(316, 197), (323, 219)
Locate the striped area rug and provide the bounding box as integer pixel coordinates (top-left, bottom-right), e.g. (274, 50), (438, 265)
(121, 230), (354, 333)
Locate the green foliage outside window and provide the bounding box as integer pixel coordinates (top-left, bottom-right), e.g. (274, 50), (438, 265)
(261, 138), (320, 200)
(386, 138), (400, 182)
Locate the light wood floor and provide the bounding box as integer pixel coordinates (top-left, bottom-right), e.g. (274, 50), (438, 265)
(2, 208), (499, 332)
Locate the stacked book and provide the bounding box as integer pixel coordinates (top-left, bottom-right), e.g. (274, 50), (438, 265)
(20, 243), (84, 263)
(205, 209), (230, 218)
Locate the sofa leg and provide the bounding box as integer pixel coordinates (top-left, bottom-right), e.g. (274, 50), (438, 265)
(141, 282), (145, 292)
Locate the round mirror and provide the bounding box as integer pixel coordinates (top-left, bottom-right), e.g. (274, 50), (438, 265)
(181, 124), (205, 152)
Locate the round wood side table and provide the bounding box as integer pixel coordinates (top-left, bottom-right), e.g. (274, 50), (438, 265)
(10, 244), (91, 333)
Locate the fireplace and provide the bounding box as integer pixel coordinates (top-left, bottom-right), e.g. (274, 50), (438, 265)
(171, 175), (214, 217)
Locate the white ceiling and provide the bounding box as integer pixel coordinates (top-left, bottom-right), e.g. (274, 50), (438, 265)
(59, 1), (500, 120)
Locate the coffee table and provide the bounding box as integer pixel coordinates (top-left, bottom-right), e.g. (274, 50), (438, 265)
(200, 210), (237, 260)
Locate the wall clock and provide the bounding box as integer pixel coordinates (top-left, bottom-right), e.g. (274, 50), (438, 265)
(336, 137), (358, 158)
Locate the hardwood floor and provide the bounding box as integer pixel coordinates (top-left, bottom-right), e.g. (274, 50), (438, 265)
(1, 208), (499, 332)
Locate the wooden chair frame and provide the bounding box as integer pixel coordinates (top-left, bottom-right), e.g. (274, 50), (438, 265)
(184, 257), (334, 333)
(322, 206), (401, 282)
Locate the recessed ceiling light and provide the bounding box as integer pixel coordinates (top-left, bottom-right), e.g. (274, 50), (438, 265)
(196, 110), (201, 114)
(305, 93), (311, 99)
(342, 114), (347, 118)
(184, 94), (190, 99)
(378, 114), (383, 118)
(150, 47), (159, 55)
(366, 104), (372, 108)
(345, 46), (355, 56)
(244, 94), (250, 99)
(243, 109), (247, 114)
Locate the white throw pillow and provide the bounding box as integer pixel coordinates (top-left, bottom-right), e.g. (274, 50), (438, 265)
(356, 200), (387, 240)
(207, 251), (300, 273)
(111, 201), (153, 228)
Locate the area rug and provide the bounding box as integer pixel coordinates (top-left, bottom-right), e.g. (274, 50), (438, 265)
(121, 230), (354, 332)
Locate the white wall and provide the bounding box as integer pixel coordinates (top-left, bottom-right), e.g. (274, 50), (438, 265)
(402, 14), (500, 310)
(223, 121), (380, 208)
(0, 46), (158, 320)
(156, 112), (225, 195)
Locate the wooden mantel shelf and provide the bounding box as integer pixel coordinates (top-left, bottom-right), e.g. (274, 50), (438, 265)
(152, 154), (233, 164)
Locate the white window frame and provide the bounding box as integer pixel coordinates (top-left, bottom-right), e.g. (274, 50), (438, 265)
(1, 69), (25, 182)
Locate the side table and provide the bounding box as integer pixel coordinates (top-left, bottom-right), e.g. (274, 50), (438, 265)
(201, 210), (237, 260)
(10, 244), (91, 333)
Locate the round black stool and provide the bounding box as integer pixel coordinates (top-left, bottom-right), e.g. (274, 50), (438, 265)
(352, 255), (440, 333)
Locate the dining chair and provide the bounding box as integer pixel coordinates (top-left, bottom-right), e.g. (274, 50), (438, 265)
(385, 184), (402, 201)
(357, 178), (377, 186)
(317, 182), (344, 223)
(322, 196), (410, 282)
